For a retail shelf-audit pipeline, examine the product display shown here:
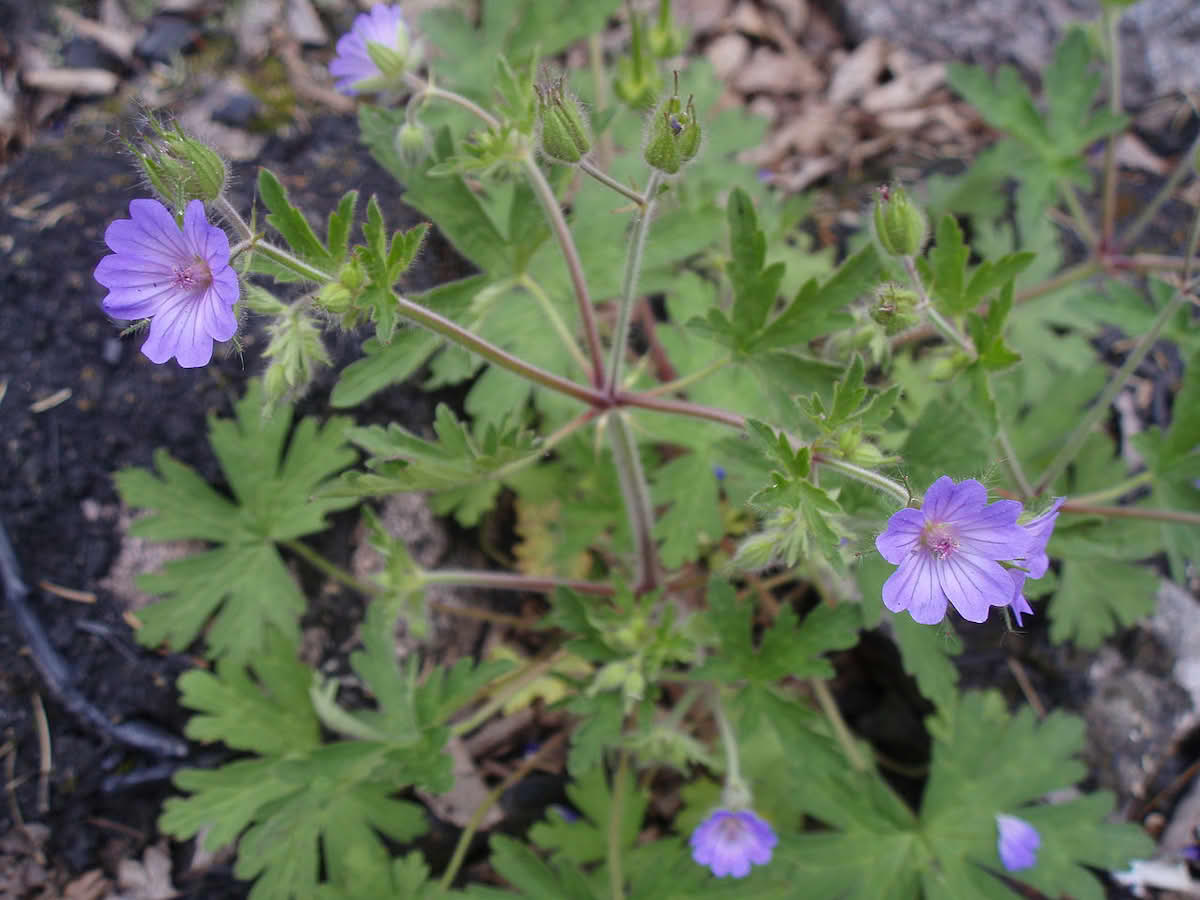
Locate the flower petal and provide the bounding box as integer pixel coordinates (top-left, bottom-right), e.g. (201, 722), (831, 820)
(140, 294), (214, 367)
(937, 553), (1014, 622)
(875, 507), (926, 564)
(882, 554), (946, 624)
(954, 499), (1030, 560)
(106, 198), (189, 261)
(922, 476), (986, 523)
(996, 814), (1040, 872)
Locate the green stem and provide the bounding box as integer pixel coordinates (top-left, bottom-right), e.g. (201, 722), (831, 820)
(448, 650), (567, 738)
(814, 455), (911, 507)
(1015, 259), (1101, 304)
(608, 170), (665, 394)
(608, 749), (628, 900)
(1033, 284), (1189, 494)
(394, 293), (607, 407)
(1119, 128), (1200, 249)
(406, 74), (501, 131)
(616, 391), (745, 429)
(579, 158), (648, 207)
(996, 428), (1034, 500)
(1109, 253), (1192, 273)
(903, 256), (976, 358)
(1069, 470), (1153, 505)
(282, 539), (380, 595)
(519, 274), (592, 375)
(607, 412), (660, 593)
(1057, 179), (1100, 247)
(1061, 502), (1200, 526)
(437, 731), (568, 893)
(422, 569), (614, 596)
(214, 196), (334, 283)
(1100, 5), (1122, 247)
(1036, 205), (1200, 495)
(810, 678), (867, 772)
(522, 153), (607, 388)
(640, 355), (732, 397)
(711, 690), (742, 787)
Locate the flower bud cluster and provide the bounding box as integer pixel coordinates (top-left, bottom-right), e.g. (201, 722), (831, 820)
(643, 76), (701, 175)
(872, 184), (927, 258)
(129, 118), (227, 208)
(535, 78), (592, 165)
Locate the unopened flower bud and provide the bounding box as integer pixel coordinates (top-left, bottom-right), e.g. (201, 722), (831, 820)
(317, 282), (353, 314)
(649, 0), (686, 57)
(535, 79), (591, 164)
(614, 10), (662, 110)
(873, 184), (927, 258)
(394, 120), (429, 168)
(871, 283), (921, 333)
(130, 119), (227, 206)
(644, 77), (701, 174)
(338, 260), (365, 292)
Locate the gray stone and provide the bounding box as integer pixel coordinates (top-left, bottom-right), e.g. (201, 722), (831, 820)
(835, 0), (1200, 108)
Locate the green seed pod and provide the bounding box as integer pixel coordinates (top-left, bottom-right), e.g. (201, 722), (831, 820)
(643, 78), (701, 174)
(536, 79), (591, 164)
(129, 119), (227, 206)
(394, 120), (430, 168)
(873, 184), (927, 258)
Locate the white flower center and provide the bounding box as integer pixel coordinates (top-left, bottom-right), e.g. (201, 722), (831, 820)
(172, 256), (213, 291)
(921, 522), (958, 560)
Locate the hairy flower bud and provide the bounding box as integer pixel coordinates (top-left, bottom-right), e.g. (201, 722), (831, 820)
(873, 184), (927, 257)
(535, 79), (591, 164)
(649, 0), (686, 58)
(614, 10), (662, 109)
(643, 77), (701, 174)
(129, 119), (227, 206)
(871, 282), (921, 334)
(394, 120), (430, 168)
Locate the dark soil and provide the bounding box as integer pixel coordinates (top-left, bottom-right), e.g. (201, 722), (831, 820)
(0, 114), (467, 897)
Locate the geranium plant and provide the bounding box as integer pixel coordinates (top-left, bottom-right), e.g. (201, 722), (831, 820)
(95, 1), (1199, 897)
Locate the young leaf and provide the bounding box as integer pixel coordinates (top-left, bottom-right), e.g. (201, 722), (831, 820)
(257, 168), (335, 272)
(928, 214), (969, 315)
(115, 379), (356, 660)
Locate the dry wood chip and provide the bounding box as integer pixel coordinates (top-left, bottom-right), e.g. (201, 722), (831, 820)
(861, 62), (945, 113)
(769, 0), (809, 33)
(746, 101), (838, 163)
(287, 0), (329, 47)
(416, 737), (504, 830)
(827, 36), (887, 106)
(54, 7), (138, 63)
(734, 46), (822, 95)
(21, 68), (119, 96)
(876, 108), (933, 132)
(769, 155), (839, 191)
(62, 868), (110, 900)
(676, 0), (733, 34)
(705, 32), (750, 81)
(729, 2), (768, 37)
(234, 0), (283, 59)
(1114, 132), (1170, 175)
(115, 841), (178, 900)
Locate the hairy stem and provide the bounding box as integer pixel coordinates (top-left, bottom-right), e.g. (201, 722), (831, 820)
(422, 569), (614, 596)
(810, 678), (867, 772)
(1057, 179), (1100, 247)
(406, 74), (501, 131)
(1061, 502), (1200, 526)
(640, 355), (732, 398)
(579, 157), (648, 207)
(394, 293), (607, 407)
(1069, 470), (1153, 505)
(608, 170), (664, 393)
(608, 749), (629, 900)
(518, 274), (592, 375)
(282, 539), (379, 595)
(522, 153), (607, 387)
(1100, 5), (1122, 247)
(616, 391), (746, 429)
(1119, 127), (1200, 249)
(213, 196), (334, 283)
(996, 428), (1034, 500)
(437, 731), (568, 893)
(1034, 209), (1200, 494)
(607, 412), (660, 593)
(903, 256), (976, 358)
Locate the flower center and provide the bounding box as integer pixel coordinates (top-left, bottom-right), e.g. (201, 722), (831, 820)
(716, 816), (747, 843)
(172, 257), (213, 291)
(921, 522), (958, 560)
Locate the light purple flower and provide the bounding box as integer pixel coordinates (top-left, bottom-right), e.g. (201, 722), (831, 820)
(1016, 497), (1065, 579)
(690, 809), (777, 878)
(875, 476), (1031, 625)
(1007, 571), (1034, 627)
(329, 4), (410, 95)
(995, 813), (1040, 872)
(94, 199), (238, 368)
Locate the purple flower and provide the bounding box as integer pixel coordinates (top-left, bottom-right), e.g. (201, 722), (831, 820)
(690, 809), (777, 878)
(995, 814), (1040, 872)
(94, 199), (239, 368)
(875, 476), (1031, 625)
(1016, 497), (1065, 579)
(329, 4), (410, 95)
(1007, 571), (1034, 627)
